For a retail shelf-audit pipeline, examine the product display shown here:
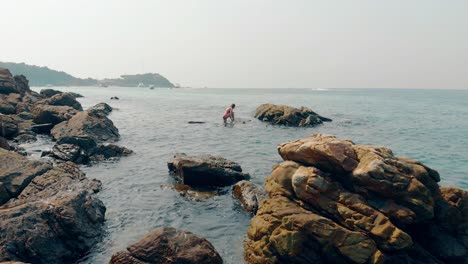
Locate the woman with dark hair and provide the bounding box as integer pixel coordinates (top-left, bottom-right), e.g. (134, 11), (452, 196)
(223, 103), (235, 125)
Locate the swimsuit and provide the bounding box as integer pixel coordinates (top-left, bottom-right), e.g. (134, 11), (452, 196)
(223, 108), (232, 119)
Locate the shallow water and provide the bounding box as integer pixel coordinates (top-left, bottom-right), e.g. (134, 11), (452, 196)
(29, 87), (468, 263)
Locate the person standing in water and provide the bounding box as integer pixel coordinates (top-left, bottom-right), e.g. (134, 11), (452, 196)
(223, 103), (235, 125)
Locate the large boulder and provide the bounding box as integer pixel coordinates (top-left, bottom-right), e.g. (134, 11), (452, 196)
(109, 227), (223, 264)
(13, 75), (30, 95)
(40, 89), (62, 98)
(87, 102), (112, 116)
(51, 110), (120, 145)
(244, 134), (467, 264)
(0, 115), (19, 139)
(31, 104), (78, 125)
(168, 153), (250, 187)
(255, 103), (331, 127)
(45, 143), (132, 164)
(232, 180), (266, 213)
(0, 149), (52, 205)
(41, 93), (83, 111)
(0, 162), (105, 264)
(0, 69), (16, 94)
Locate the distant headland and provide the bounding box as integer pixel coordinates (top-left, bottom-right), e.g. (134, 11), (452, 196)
(0, 61), (175, 88)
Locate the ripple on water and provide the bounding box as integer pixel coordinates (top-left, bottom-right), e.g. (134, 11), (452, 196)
(27, 87), (467, 264)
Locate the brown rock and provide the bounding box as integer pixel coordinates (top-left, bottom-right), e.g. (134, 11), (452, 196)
(245, 134), (467, 264)
(0, 115), (19, 139)
(255, 103), (331, 127)
(51, 110), (120, 145)
(108, 227), (222, 264)
(0, 163), (104, 264)
(40, 93), (83, 111)
(31, 104), (78, 125)
(13, 75), (31, 95)
(278, 134), (439, 223)
(0, 148), (52, 205)
(168, 153), (250, 187)
(87, 102), (113, 116)
(0, 69), (17, 94)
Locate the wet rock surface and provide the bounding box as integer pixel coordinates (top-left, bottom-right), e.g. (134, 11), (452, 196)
(255, 103), (331, 127)
(232, 180), (267, 213)
(108, 227), (223, 264)
(245, 134), (467, 264)
(168, 153), (250, 187)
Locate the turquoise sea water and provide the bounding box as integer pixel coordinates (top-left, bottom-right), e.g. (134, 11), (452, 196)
(29, 87), (468, 263)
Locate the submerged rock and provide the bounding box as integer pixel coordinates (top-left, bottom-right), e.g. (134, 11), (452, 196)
(168, 153), (250, 187)
(244, 134), (467, 264)
(109, 227), (223, 264)
(255, 103), (331, 127)
(110, 96), (119, 100)
(232, 180), (266, 213)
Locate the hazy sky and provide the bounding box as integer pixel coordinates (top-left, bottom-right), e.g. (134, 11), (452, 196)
(1, 0), (467, 88)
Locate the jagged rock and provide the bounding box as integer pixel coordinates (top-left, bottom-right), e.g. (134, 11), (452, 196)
(245, 134), (467, 264)
(40, 93), (83, 111)
(87, 102), (112, 116)
(0, 148), (52, 205)
(0, 96), (16, 115)
(108, 227), (223, 264)
(31, 104), (78, 125)
(13, 75), (30, 95)
(255, 103), (331, 127)
(0, 162), (105, 264)
(0, 115), (19, 139)
(0, 69), (17, 94)
(49, 143), (88, 164)
(39, 89), (62, 98)
(47, 143), (132, 164)
(278, 134), (439, 222)
(91, 143), (133, 160)
(168, 153), (250, 187)
(51, 111), (120, 146)
(232, 180), (266, 213)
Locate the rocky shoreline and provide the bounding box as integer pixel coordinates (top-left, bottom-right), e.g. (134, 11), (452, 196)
(0, 68), (132, 263)
(1, 67), (467, 263)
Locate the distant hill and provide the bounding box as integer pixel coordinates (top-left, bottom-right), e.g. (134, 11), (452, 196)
(101, 73), (174, 87)
(0, 62), (174, 87)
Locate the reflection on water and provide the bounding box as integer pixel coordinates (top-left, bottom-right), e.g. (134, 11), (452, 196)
(28, 87), (468, 263)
